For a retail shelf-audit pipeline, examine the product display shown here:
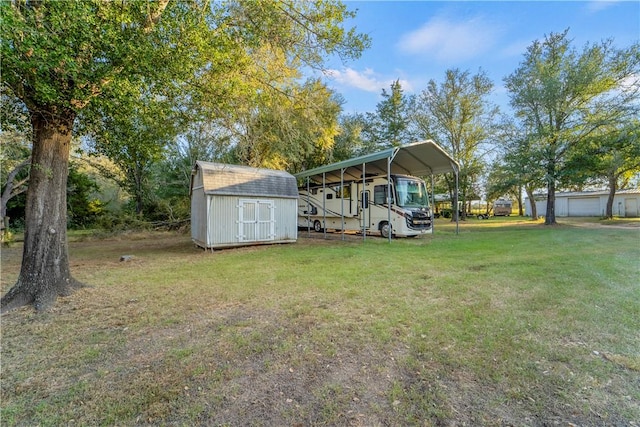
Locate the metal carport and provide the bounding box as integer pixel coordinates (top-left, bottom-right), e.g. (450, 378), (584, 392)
(294, 140), (460, 241)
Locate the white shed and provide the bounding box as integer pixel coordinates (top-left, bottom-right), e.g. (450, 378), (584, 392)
(525, 189), (640, 217)
(190, 161), (298, 249)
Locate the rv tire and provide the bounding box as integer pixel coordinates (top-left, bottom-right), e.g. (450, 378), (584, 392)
(379, 221), (391, 238)
(313, 220), (323, 232)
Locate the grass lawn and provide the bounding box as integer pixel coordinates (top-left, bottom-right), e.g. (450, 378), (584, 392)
(1, 217), (639, 426)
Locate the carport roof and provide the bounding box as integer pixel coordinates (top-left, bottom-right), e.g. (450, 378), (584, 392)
(294, 140), (458, 184)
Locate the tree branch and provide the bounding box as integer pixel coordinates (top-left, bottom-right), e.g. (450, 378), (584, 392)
(1, 157), (31, 219)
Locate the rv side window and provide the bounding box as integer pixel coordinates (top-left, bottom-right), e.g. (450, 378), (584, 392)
(374, 185), (388, 204)
(326, 194), (333, 200)
(331, 185), (351, 199)
(341, 185), (351, 199)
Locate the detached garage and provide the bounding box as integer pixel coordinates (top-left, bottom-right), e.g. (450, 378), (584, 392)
(190, 161), (298, 249)
(525, 189), (640, 217)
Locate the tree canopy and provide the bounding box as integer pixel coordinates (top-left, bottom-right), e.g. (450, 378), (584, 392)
(364, 80), (417, 151)
(504, 29), (640, 224)
(413, 68), (499, 220)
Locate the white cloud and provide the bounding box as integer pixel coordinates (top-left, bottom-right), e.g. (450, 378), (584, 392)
(619, 73), (640, 94)
(586, 0), (621, 13)
(397, 15), (501, 63)
(324, 67), (414, 93)
(501, 39), (532, 59)
(325, 67), (381, 92)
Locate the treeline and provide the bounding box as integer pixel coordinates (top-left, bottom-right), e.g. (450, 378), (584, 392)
(2, 11), (639, 235)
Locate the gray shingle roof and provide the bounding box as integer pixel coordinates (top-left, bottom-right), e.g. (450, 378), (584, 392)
(195, 161), (298, 199)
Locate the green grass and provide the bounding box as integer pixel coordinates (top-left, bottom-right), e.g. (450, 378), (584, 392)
(1, 219), (639, 426)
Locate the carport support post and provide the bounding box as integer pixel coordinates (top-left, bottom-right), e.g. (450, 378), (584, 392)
(306, 177), (311, 236)
(341, 168), (345, 241)
(455, 165), (459, 235)
(322, 172), (327, 239)
(362, 162), (366, 241)
(387, 156), (392, 242)
(431, 174), (435, 234)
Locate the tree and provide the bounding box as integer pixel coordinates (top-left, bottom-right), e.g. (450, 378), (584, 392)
(504, 29), (640, 224)
(66, 163), (104, 228)
(1, 88), (32, 238)
(485, 163), (519, 215)
(491, 119), (549, 220)
(0, 1), (194, 312)
(155, 121), (233, 216)
(83, 92), (177, 216)
(363, 80), (416, 152)
(597, 126), (640, 218)
(332, 112), (368, 160)
(0, 0), (369, 313)
(413, 68), (498, 220)
(0, 142), (31, 233)
(564, 121), (640, 218)
(1, 156), (30, 239)
(232, 78), (342, 172)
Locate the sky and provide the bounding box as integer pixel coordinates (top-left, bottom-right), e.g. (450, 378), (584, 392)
(315, 0), (640, 115)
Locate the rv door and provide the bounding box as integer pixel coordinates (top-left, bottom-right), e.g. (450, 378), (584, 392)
(360, 190), (370, 230)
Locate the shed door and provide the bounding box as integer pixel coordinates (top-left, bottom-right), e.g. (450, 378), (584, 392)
(238, 199), (275, 242)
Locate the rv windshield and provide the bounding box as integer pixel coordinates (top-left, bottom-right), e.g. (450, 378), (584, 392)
(394, 177), (429, 208)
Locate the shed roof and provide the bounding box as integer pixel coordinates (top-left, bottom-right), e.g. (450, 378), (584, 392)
(294, 140), (458, 184)
(526, 189), (640, 200)
(193, 161), (298, 199)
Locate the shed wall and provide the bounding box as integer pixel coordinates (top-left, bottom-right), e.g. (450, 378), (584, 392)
(190, 171), (209, 247)
(203, 195), (297, 249)
(191, 192), (208, 246)
(525, 193), (640, 217)
(568, 197), (599, 216)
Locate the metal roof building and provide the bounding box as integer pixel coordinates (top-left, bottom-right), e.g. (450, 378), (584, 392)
(295, 140), (458, 184)
(190, 161), (298, 249)
(525, 189), (640, 218)
(295, 140), (460, 240)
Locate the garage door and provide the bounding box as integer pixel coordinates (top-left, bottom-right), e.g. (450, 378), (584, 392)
(568, 197), (600, 216)
(625, 198), (639, 217)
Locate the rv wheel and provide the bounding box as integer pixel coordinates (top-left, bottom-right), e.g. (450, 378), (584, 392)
(380, 221), (391, 238)
(313, 220), (323, 232)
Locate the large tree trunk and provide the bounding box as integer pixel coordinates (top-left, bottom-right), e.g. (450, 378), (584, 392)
(517, 184), (524, 216)
(1, 112), (82, 313)
(545, 181), (556, 225)
(545, 159), (557, 225)
(605, 175), (616, 219)
(525, 186), (538, 220)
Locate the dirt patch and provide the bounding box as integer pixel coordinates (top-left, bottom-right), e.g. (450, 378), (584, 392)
(559, 218), (640, 230)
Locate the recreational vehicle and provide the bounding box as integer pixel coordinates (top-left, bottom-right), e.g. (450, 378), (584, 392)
(493, 199), (512, 216)
(298, 174), (432, 238)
